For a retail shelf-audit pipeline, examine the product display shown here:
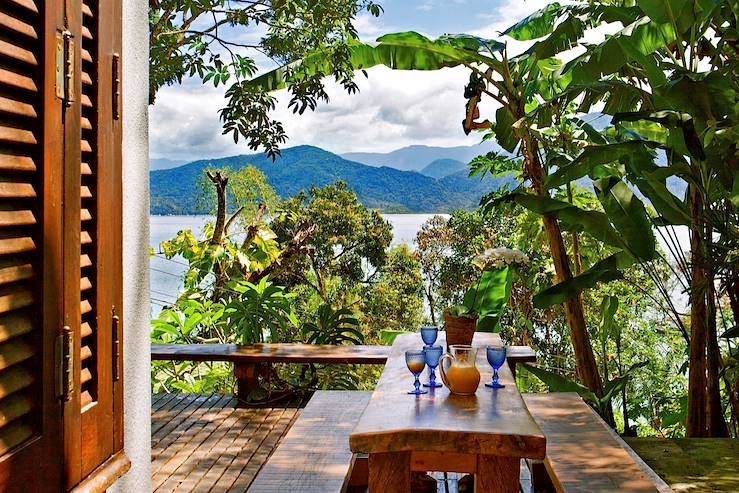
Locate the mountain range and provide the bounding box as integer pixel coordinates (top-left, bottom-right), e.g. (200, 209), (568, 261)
(341, 142), (503, 172)
(150, 145), (508, 215)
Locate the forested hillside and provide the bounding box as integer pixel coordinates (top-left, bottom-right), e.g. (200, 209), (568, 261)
(150, 145), (505, 214)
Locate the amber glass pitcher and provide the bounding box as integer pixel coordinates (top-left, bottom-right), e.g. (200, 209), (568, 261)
(439, 345), (481, 395)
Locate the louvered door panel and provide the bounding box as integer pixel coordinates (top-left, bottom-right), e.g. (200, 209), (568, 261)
(0, 0), (41, 455)
(79, 0), (97, 413)
(72, 0), (122, 482)
(0, 0), (63, 490)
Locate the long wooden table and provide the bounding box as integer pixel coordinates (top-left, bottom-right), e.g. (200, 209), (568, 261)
(349, 332), (546, 492)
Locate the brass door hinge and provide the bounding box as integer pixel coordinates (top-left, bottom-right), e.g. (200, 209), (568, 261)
(55, 326), (74, 401)
(112, 53), (121, 120)
(55, 30), (74, 106)
(112, 308), (121, 381)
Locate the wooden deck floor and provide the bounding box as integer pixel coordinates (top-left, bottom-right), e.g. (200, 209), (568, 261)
(151, 394), (301, 492)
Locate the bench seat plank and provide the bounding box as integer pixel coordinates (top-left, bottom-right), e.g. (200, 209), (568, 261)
(248, 391), (371, 493)
(523, 393), (671, 493)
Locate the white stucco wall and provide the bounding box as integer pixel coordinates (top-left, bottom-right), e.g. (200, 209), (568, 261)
(111, 0), (151, 490)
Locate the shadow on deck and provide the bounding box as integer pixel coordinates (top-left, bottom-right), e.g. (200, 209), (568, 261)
(151, 393), (302, 492)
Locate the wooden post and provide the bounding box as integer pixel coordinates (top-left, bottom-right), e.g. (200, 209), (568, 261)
(234, 362), (261, 403)
(368, 452), (411, 493)
(508, 361), (517, 380)
(475, 455), (519, 493)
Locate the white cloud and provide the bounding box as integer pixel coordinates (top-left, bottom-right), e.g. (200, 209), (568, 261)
(353, 13), (393, 42)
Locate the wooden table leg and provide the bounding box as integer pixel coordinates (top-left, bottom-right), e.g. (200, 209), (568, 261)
(368, 452), (410, 493)
(234, 361), (261, 403)
(475, 455), (519, 493)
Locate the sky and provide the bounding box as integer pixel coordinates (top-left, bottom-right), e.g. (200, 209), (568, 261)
(148, 0), (554, 161)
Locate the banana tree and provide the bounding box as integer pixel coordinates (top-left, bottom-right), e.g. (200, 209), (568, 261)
(532, 0), (739, 436)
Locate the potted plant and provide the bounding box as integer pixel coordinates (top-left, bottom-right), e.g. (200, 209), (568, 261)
(444, 248), (528, 346)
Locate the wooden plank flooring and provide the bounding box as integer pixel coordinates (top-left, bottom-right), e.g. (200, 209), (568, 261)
(152, 394), (301, 492)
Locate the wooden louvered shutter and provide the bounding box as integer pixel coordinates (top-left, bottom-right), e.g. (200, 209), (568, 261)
(0, 0), (124, 490)
(62, 0), (124, 487)
(0, 0), (64, 491)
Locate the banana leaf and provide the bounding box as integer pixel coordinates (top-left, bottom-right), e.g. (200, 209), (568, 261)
(502, 3), (563, 41)
(463, 267), (513, 333)
(593, 177), (656, 261)
(547, 139), (691, 225)
(248, 32), (502, 93)
(515, 5), (643, 61)
(563, 17), (675, 88)
(638, 0), (720, 36)
(521, 363), (598, 405)
(533, 252), (634, 309)
(614, 110), (705, 160)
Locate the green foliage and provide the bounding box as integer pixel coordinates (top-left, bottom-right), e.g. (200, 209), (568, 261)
(152, 178), (428, 394)
(302, 305), (364, 345)
(362, 245), (425, 339)
(523, 361), (647, 419)
(151, 295), (229, 343)
(227, 279), (299, 344)
(152, 0), (739, 436)
(380, 330), (414, 346)
(160, 221), (281, 292)
(271, 181), (392, 301)
(462, 267), (514, 332)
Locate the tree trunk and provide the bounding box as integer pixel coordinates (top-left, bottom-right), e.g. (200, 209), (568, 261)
(727, 272), (739, 333)
(426, 284), (437, 325)
(705, 223), (729, 437)
(207, 171), (229, 301)
(207, 171), (229, 245)
(687, 186), (708, 437)
(521, 135), (605, 399)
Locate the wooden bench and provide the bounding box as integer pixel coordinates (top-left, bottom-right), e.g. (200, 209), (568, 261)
(247, 391), (371, 493)
(523, 393), (672, 493)
(151, 342), (536, 402)
(151, 343), (389, 402)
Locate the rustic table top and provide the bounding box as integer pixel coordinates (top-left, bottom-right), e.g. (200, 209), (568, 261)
(349, 332), (546, 460)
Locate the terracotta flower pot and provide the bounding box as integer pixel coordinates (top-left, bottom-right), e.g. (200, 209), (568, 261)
(443, 311), (478, 348)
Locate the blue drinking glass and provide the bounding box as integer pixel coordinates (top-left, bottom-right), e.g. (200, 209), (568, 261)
(420, 326), (439, 347)
(405, 350), (428, 395)
(485, 345), (507, 389)
(422, 345), (443, 388)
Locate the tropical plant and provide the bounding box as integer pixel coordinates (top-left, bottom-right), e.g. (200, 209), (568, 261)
(523, 361), (647, 422)
(447, 249), (528, 332)
(151, 295), (235, 393)
(302, 304), (364, 345)
(511, 0), (739, 437)
(227, 278), (299, 344)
